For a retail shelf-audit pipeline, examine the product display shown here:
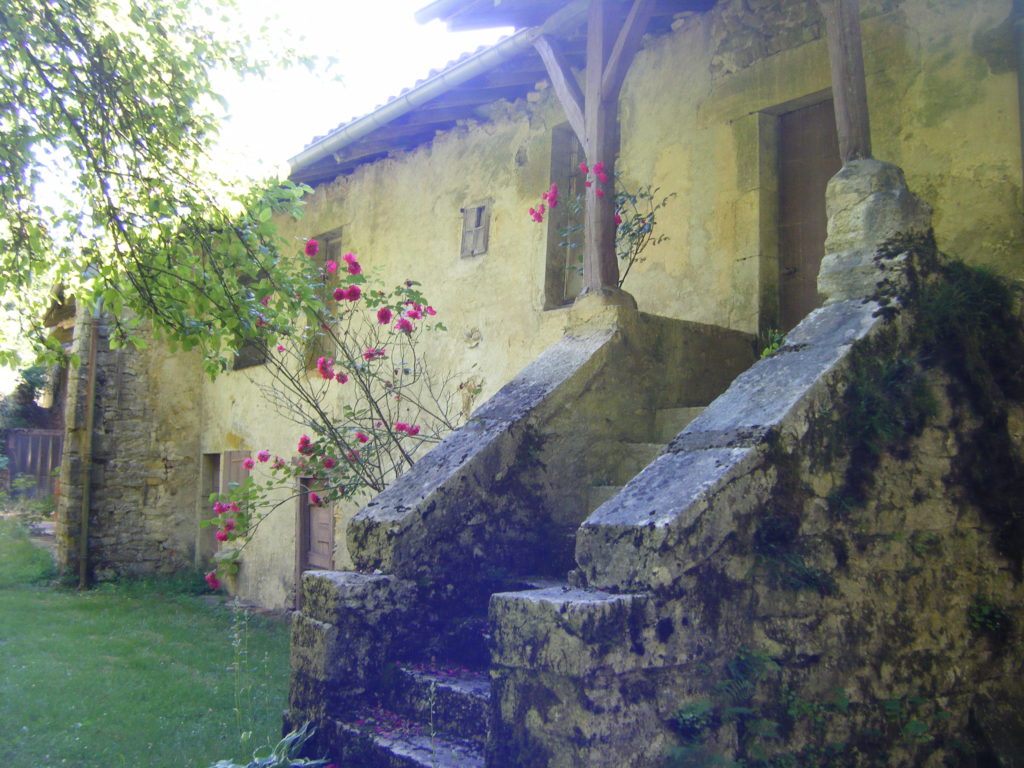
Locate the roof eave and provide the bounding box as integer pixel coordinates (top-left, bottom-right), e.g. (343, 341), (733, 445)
(289, 0), (589, 180)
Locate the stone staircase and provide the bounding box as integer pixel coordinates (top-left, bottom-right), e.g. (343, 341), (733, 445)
(587, 405), (705, 511)
(290, 312), (758, 767)
(321, 578), (556, 767)
(317, 406), (708, 768)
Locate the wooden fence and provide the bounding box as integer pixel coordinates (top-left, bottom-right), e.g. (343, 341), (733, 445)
(6, 429), (63, 499)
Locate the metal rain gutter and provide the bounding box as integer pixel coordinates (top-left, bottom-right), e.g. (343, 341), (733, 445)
(288, 0), (588, 176)
(414, 0), (469, 25)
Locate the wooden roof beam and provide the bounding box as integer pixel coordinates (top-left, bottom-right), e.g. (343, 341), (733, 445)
(533, 34), (587, 152)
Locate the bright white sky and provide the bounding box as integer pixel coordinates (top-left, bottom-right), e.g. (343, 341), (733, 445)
(214, 0), (512, 179)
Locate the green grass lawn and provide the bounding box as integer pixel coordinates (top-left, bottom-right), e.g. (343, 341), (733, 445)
(0, 520), (293, 768)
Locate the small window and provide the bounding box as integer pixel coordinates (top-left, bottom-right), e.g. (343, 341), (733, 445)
(460, 202), (491, 258)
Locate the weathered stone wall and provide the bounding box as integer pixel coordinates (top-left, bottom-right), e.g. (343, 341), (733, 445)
(57, 307), (203, 581)
(201, 0), (1022, 610)
(547, 302), (1023, 767)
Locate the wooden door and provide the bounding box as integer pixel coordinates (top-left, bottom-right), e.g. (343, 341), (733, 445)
(778, 99), (841, 332)
(295, 479), (333, 605)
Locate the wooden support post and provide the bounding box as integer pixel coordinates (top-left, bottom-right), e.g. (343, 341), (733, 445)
(582, 0), (621, 294)
(534, 0), (654, 298)
(819, 0), (872, 162)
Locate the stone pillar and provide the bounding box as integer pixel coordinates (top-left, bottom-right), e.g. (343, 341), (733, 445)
(817, 158), (932, 303)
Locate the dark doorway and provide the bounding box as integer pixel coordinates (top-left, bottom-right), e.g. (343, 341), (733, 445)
(778, 99), (841, 332)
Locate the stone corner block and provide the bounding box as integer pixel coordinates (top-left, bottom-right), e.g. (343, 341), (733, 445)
(820, 158), (932, 303)
(301, 570), (413, 626)
(490, 587), (652, 676)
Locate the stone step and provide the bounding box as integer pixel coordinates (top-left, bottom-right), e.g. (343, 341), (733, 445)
(331, 712), (484, 768)
(420, 614), (490, 668)
(654, 406), (706, 442)
(588, 484), (623, 511)
(382, 664), (490, 746)
(612, 442), (665, 484)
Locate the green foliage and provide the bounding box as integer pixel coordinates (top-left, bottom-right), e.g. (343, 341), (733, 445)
(908, 531), (940, 558)
(672, 699), (717, 743)
(874, 235), (1024, 565)
(0, 517), (55, 586)
(201, 263), (460, 584)
(208, 721), (329, 768)
(967, 595), (1014, 642)
(0, 0), (318, 373)
(759, 329), (785, 359)
(92, 568), (210, 597)
(753, 512), (837, 596)
(827, 336), (936, 513)
(557, 181), (675, 289)
(666, 648), (959, 767)
(913, 259), (1024, 411)
(614, 184), (677, 287)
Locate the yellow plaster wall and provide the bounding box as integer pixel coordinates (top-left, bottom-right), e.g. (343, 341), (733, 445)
(198, 0), (1023, 609)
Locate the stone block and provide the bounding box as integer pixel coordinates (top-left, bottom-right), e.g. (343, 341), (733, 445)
(576, 447), (763, 592)
(819, 158), (932, 303)
(490, 587), (651, 676)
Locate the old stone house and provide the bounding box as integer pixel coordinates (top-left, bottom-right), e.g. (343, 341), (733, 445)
(56, 0), (1023, 763)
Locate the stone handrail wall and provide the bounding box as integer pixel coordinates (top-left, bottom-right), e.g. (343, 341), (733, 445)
(347, 309), (754, 590)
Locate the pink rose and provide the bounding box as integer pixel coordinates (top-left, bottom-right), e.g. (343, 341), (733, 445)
(243, 457), (255, 470)
(216, 529), (229, 542)
(309, 492), (321, 506)
(424, 306), (436, 316)
(343, 253), (362, 275)
(394, 317), (414, 334)
(317, 357), (335, 380)
(325, 260), (338, 274)
(205, 571), (221, 590)
(229, 502), (240, 513)
(257, 450), (271, 463)
(394, 422), (409, 433)
(305, 239), (319, 257)
(323, 458), (335, 469)
(224, 519), (236, 532)
(407, 425), (421, 436)
(212, 502), (226, 515)
(376, 307), (393, 325)
(355, 432), (370, 444)
(335, 285), (361, 302)
(276, 344), (285, 352)
(336, 372), (349, 384)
